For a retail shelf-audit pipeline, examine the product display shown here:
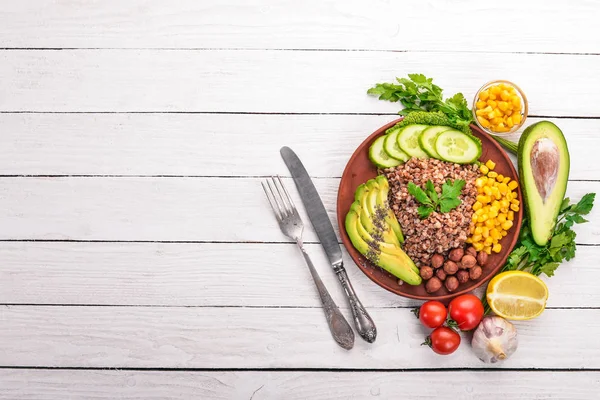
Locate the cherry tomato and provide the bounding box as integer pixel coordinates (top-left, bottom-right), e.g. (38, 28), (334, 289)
(418, 301), (448, 329)
(448, 294), (484, 331)
(427, 326), (461, 355)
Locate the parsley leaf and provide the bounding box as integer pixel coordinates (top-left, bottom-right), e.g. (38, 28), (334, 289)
(408, 179), (465, 218)
(368, 74), (473, 129)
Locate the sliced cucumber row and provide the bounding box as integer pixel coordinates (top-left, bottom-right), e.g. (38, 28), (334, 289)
(368, 123), (482, 168)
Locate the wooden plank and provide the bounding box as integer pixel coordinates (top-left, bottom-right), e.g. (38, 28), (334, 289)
(1, 369), (598, 400)
(0, 114), (597, 180)
(1, 0), (598, 54)
(1, 50), (599, 115)
(0, 178), (597, 243)
(0, 306), (597, 369)
(0, 242), (597, 308)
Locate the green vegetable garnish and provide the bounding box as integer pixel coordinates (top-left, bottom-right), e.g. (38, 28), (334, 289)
(482, 193), (596, 313)
(368, 73), (474, 130)
(407, 179), (466, 219)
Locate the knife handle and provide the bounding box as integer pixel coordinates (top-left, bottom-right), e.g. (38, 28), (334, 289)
(334, 265), (377, 343)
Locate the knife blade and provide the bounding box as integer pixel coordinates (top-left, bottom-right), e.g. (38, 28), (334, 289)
(280, 146), (377, 343)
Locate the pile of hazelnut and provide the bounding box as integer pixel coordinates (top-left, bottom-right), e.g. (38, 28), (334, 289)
(420, 247), (488, 293)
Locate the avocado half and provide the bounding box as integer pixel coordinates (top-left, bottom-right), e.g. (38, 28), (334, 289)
(518, 121), (570, 246)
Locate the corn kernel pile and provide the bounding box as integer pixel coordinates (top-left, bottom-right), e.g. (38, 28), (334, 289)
(466, 159), (519, 255)
(475, 83), (523, 133)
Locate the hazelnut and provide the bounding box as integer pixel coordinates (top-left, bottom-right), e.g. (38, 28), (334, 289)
(431, 254), (444, 269)
(443, 260), (459, 275)
(420, 266), (434, 280)
(445, 276), (459, 292)
(448, 248), (464, 262)
(466, 246), (478, 257)
(456, 270), (470, 284)
(461, 254), (477, 269)
(435, 268), (447, 281)
(470, 265), (483, 280)
(477, 251), (489, 266)
(425, 277), (443, 293)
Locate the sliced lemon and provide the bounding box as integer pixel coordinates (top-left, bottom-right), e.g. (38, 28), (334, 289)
(486, 271), (548, 320)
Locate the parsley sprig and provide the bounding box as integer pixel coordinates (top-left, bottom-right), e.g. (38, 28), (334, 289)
(367, 73), (473, 130)
(407, 179), (466, 219)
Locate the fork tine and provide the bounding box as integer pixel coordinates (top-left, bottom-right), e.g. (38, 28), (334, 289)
(261, 181), (282, 221)
(276, 175), (297, 214)
(267, 178), (287, 218)
(272, 176), (292, 216)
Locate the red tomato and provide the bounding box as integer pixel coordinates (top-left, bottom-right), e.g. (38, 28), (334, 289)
(418, 301), (448, 329)
(448, 294), (484, 331)
(427, 326), (461, 355)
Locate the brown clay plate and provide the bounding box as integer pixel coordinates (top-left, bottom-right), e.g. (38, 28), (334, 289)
(336, 118), (523, 301)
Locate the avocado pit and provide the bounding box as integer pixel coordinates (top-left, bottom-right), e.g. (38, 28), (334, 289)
(531, 138), (559, 203)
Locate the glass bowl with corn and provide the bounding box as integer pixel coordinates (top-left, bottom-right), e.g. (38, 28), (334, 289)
(472, 80), (528, 136)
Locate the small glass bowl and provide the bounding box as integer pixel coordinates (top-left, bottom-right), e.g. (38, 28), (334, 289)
(472, 80), (528, 136)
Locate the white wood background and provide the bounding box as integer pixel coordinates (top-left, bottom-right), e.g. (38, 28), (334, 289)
(1, 1), (600, 399)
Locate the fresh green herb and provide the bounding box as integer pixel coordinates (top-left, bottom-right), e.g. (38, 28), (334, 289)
(368, 73), (473, 130)
(482, 193), (596, 313)
(407, 179), (466, 219)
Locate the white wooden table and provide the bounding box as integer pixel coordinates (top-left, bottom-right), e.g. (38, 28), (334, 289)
(1, 1), (600, 398)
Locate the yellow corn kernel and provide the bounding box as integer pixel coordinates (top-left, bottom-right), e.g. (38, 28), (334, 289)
(471, 234), (482, 243)
(502, 220), (514, 230)
(506, 116), (514, 128)
(475, 177), (486, 188)
(497, 101), (508, 111)
(484, 236), (494, 246)
(489, 208), (498, 218)
(477, 116), (491, 128)
(512, 96), (521, 108)
(496, 174), (504, 182)
(490, 204), (499, 213)
(475, 208), (484, 216)
(505, 192), (513, 201)
(502, 176), (511, 184)
(513, 113), (522, 124)
(494, 107), (504, 117)
(485, 160), (496, 170)
(508, 181), (518, 190)
(498, 183), (508, 195)
(476, 100), (487, 109)
(510, 203), (520, 212)
(473, 242), (485, 251)
(480, 165), (489, 175)
(494, 191), (502, 200)
(491, 86), (501, 95)
(484, 246), (492, 255)
(501, 230), (508, 237)
(489, 93), (497, 100)
(490, 228), (501, 240)
(476, 195), (488, 204)
(465, 237), (472, 244)
(507, 210), (515, 221)
(494, 219), (502, 226)
(500, 90), (511, 101)
(511, 199), (520, 206)
(482, 226), (490, 238)
(486, 178), (494, 187)
(472, 201), (483, 211)
(498, 213), (507, 223)
(485, 219), (495, 229)
(479, 90), (489, 101)
(491, 117), (503, 125)
(483, 186), (492, 196)
(478, 214), (488, 223)
(492, 243), (502, 253)
(474, 226), (483, 235)
(487, 171), (498, 178)
(487, 100), (497, 108)
(471, 214), (479, 223)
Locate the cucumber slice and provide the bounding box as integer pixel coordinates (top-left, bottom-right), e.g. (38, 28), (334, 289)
(369, 135), (402, 168)
(435, 129), (482, 164)
(383, 127), (410, 162)
(397, 124), (429, 159)
(419, 126), (451, 159)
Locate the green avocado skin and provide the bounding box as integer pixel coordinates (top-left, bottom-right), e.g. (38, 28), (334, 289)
(517, 121), (570, 246)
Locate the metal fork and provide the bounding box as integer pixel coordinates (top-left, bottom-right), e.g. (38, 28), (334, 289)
(262, 176), (355, 350)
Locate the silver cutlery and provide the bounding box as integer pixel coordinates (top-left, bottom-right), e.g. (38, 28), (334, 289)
(280, 146), (377, 343)
(262, 176), (354, 350)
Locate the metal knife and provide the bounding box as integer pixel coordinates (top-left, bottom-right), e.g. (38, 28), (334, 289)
(281, 146), (377, 343)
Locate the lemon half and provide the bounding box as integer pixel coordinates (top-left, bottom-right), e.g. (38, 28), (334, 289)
(486, 271), (548, 320)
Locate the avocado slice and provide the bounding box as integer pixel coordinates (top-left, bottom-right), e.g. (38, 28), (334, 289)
(359, 186), (401, 247)
(345, 210), (421, 285)
(518, 121), (570, 246)
(354, 183), (367, 202)
(350, 202), (417, 274)
(374, 175), (405, 243)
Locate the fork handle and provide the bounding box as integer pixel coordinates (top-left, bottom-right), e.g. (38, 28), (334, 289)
(334, 265), (377, 343)
(297, 244), (354, 350)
